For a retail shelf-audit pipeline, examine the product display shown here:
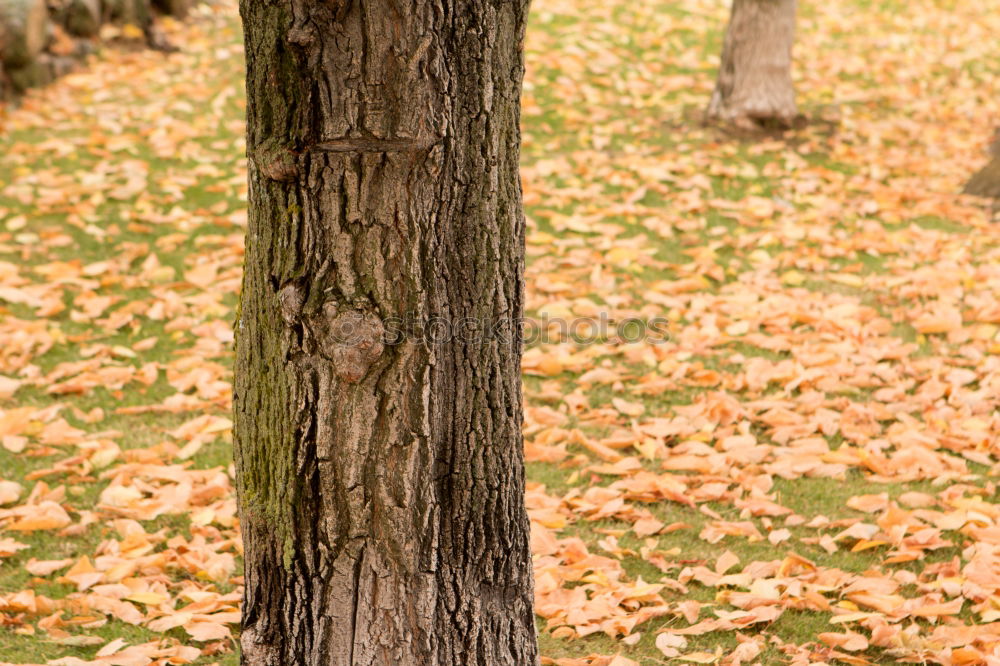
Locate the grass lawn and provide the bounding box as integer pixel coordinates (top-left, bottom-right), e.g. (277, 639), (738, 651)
(1, 0), (999, 664)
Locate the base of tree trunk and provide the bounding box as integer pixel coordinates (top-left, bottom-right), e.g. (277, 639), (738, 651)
(0, 0), (51, 68)
(61, 0), (101, 37)
(235, 1), (539, 663)
(963, 158), (1000, 198)
(706, 0), (798, 130)
(963, 133), (1000, 198)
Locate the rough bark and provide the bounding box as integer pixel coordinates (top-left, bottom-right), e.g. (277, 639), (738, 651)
(706, 0), (797, 129)
(963, 131), (1000, 199)
(0, 0), (50, 68)
(234, 1), (537, 665)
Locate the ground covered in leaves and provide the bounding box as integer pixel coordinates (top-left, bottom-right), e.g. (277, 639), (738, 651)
(1, 0), (999, 664)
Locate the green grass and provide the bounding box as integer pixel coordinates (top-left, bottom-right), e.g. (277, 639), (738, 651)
(1, 0), (998, 663)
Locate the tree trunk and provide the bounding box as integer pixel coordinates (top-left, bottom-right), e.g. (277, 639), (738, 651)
(7, 52), (61, 92)
(101, 0), (151, 29)
(0, 0), (50, 68)
(234, 1), (537, 665)
(963, 131), (1000, 199)
(62, 0), (102, 37)
(152, 0), (188, 18)
(706, 0), (797, 129)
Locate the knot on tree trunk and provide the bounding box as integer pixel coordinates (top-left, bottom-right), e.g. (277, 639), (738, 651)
(258, 150), (298, 182)
(705, 0), (798, 130)
(277, 281), (306, 324)
(315, 306), (385, 383)
(962, 129), (1000, 199)
(252, 138), (300, 182)
(286, 21), (315, 47)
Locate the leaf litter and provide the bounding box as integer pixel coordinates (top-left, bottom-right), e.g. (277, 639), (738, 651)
(1, 0), (1000, 664)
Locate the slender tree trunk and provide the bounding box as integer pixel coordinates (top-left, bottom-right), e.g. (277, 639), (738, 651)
(234, 1), (537, 665)
(706, 0), (797, 129)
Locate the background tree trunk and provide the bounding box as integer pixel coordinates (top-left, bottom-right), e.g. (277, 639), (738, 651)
(152, 0), (188, 18)
(706, 0), (797, 129)
(62, 0), (101, 37)
(235, 1), (538, 665)
(963, 130), (1000, 199)
(0, 0), (50, 68)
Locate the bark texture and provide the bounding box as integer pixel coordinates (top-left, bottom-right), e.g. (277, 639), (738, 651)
(706, 0), (797, 128)
(234, 1), (537, 665)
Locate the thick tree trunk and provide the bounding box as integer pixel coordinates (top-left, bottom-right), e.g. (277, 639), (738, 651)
(706, 0), (797, 129)
(234, 1), (537, 665)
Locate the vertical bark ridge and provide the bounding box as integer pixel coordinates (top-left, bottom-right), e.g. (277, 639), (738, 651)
(235, 0), (537, 664)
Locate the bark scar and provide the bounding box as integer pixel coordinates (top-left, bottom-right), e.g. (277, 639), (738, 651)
(277, 282), (306, 324)
(316, 305), (385, 383)
(254, 143), (299, 182)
